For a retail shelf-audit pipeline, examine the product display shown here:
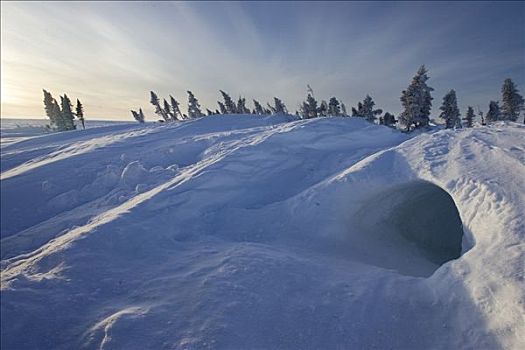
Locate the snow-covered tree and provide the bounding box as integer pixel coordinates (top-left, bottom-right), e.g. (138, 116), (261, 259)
(300, 93), (318, 119)
(341, 103), (348, 117)
(76, 99), (85, 129)
(220, 90), (237, 114)
(170, 95), (183, 120)
(253, 99), (265, 115)
(131, 109), (145, 123)
(439, 89), (461, 129)
(43, 89), (61, 130)
(217, 101), (227, 115)
(163, 99), (175, 121)
(351, 102), (363, 117)
(60, 94), (76, 130)
(187, 90), (203, 118)
(485, 101), (500, 123)
(500, 78), (524, 122)
(237, 97), (250, 114)
(399, 65), (434, 131)
(268, 97), (287, 115)
(352, 95), (382, 122)
(328, 97), (341, 116)
(463, 106), (475, 128)
(382, 112), (397, 127)
(362, 95), (382, 122)
(150, 91), (170, 122)
(318, 100), (328, 117)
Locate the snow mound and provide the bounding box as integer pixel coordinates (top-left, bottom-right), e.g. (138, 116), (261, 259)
(1, 116), (524, 349)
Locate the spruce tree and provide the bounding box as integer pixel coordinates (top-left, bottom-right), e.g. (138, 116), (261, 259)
(206, 109), (214, 116)
(76, 99), (85, 129)
(43, 89), (59, 129)
(163, 99), (175, 121)
(170, 95), (183, 120)
(218, 101), (227, 115)
(399, 65), (434, 131)
(60, 94), (76, 130)
(269, 97), (287, 115)
(301, 94), (318, 119)
(52, 99), (63, 130)
(328, 97), (341, 116)
(237, 97), (250, 114)
(383, 112), (397, 127)
(187, 90), (203, 118)
(501, 78), (524, 122)
(253, 99), (264, 115)
(351, 102), (363, 117)
(463, 106), (475, 128)
(318, 100), (328, 117)
(361, 95), (382, 122)
(150, 91), (170, 122)
(439, 90), (461, 129)
(131, 110), (145, 123)
(485, 101), (501, 123)
(220, 90), (237, 114)
(341, 103), (348, 117)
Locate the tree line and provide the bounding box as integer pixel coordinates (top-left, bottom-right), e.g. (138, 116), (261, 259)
(43, 65), (524, 133)
(132, 66), (524, 132)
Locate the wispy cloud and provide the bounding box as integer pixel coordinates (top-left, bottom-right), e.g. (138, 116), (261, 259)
(1, 1), (524, 120)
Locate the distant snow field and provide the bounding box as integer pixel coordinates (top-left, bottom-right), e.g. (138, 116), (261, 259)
(1, 115), (524, 349)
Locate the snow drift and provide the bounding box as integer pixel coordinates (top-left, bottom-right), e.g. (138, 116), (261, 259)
(1, 116), (524, 349)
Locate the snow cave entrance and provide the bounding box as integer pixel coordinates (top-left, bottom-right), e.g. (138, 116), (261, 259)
(355, 180), (464, 277)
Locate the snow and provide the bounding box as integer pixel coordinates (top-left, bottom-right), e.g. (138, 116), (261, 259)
(1, 115), (524, 349)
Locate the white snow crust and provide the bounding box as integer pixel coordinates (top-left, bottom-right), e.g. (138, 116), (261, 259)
(1, 115), (524, 349)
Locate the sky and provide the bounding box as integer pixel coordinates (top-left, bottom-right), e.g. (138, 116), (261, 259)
(1, 1), (524, 121)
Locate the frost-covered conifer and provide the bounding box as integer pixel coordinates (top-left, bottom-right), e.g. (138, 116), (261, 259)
(206, 109), (214, 116)
(352, 95), (382, 122)
(328, 97), (341, 116)
(218, 102), (227, 115)
(60, 94), (76, 130)
(187, 90), (203, 118)
(501, 78), (524, 122)
(43, 90), (60, 129)
(253, 99), (265, 115)
(150, 91), (170, 122)
(269, 97), (287, 115)
(361, 95), (382, 122)
(170, 95), (183, 120)
(341, 103), (348, 117)
(131, 109), (145, 123)
(163, 99), (175, 121)
(76, 99), (85, 129)
(439, 90), (461, 129)
(351, 102), (363, 117)
(301, 94), (318, 119)
(237, 97), (250, 114)
(463, 106), (475, 128)
(485, 101), (500, 123)
(318, 100), (328, 117)
(399, 65), (434, 131)
(220, 90), (237, 114)
(383, 112), (397, 127)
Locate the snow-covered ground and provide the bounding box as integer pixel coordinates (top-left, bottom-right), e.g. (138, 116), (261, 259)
(1, 115), (523, 349)
(0, 118), (133, 147)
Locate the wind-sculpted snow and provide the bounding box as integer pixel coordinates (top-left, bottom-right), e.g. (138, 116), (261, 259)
(1, 116), (523, 349)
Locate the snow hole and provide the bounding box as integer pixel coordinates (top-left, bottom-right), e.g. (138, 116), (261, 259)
(355, 180), (464, 277)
